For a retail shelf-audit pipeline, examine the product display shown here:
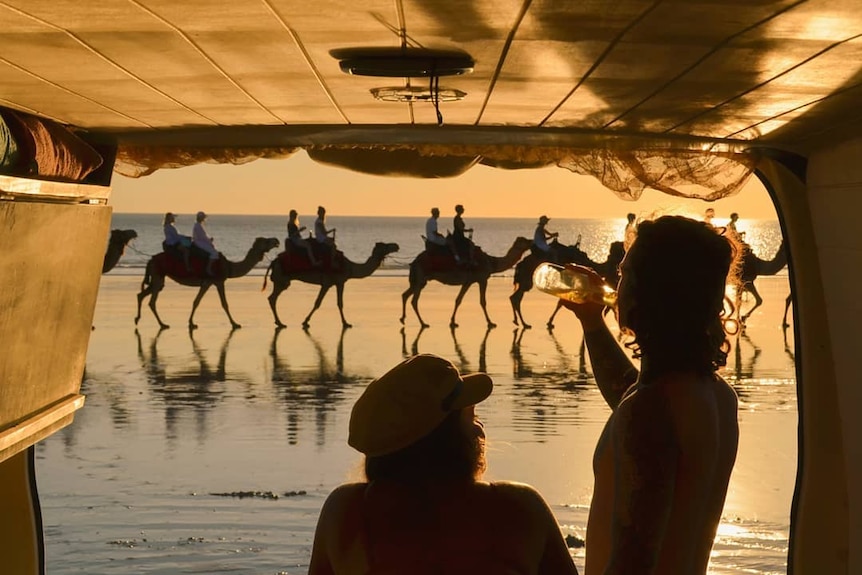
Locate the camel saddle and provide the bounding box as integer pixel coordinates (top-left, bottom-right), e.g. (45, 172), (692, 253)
(158, 250), (223, 279)
(418, 244), (482, 272)
(278, 243), (344, 272)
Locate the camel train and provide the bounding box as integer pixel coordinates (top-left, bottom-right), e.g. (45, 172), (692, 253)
(126, 223), (786, 331)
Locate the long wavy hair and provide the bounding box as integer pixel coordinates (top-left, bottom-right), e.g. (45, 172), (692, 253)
(364, 410), (486, 483)
(622, 215), (741, 373)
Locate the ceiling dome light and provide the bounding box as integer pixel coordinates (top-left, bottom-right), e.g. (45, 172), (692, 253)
(330, 47), (474, 77)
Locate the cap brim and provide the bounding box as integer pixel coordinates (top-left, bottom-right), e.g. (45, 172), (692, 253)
(449, 373), (493, 410)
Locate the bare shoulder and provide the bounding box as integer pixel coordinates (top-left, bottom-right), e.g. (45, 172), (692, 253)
(319, 482), (366, 518)
(485, 481), (555, 514)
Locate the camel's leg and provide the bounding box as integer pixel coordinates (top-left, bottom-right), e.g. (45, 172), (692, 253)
(478, 280), (496, 329)
(740, 283), (764, 323)
(510, 289), (530, 329)
(334, 282), (352, 329)
(410, 282), (429, 328)
(782, 293), (793, 328)
(303, 284), (332, 329)
(135, 285), (152, 325)
(188, 283), (212, 330)
(547, 299), (565, 329)
(399, 285), (413, 325)
(214, 282), (241, 329)
(267, 279), (290, 328)
(450, 283), (473, 328)
(147, 277), (170, 330)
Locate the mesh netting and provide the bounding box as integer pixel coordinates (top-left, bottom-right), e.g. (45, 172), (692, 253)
(114, 142), (758, 201)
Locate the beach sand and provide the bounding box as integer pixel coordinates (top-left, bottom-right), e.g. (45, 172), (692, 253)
(36, 273), (797, 574)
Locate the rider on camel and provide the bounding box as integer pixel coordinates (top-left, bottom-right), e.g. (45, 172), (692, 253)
(192, 211), (219, 277)
(314, 206), (339, 267)
(288, 209), (319, 266)
(533, 215), (559, 262)
(163, 212), (191, 271)
(452, 204), (476, 266)
(425, 207), (459, 261)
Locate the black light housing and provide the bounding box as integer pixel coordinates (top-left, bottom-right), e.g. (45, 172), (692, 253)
(330, 47), (474, 77)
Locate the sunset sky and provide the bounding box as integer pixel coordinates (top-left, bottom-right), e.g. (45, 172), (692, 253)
(110, 151), (778, 220)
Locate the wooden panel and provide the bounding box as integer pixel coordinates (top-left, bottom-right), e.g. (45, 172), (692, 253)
(0, 195), (110, 462)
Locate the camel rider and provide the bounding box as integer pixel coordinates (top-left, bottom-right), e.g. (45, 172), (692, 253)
(424, 207), (458, 259)
(533, 215), (559, 261)
(163, 212), (191, 271)
(314, 205), (339, 267)
(288, 209), (319, 266)
(192, 211), (219, 277)
(452, 204), (476, 265)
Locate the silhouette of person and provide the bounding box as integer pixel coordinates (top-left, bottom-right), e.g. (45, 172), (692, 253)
(533, 215), (559, 260)
(704, 207), (716, 225)
(425, 207), (447, 247)
(192, 211), (219, 276)
(287, 209), (319, 266)
(727, 212), (741, 240)
(452, 204), (475, 265)
(308, 354), (579, 575)
(162, 212), (191, 271)
(314, 205), (338, 265)
(561, 215), (741, 575)
(623, 212), (637, 252)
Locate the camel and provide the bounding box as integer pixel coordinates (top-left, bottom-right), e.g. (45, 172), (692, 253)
(135, 236), (279, 330)
(736, 238), (787, 324)
(510, 240), (626, 329)
(400, 236), (533, 329)
(263, 241), (400, 329)
(102, 229), (138, 273)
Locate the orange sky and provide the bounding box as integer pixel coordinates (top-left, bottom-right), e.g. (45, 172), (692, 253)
(110, 151), (778, 220)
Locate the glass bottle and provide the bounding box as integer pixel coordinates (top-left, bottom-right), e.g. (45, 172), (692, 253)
(532, 262), (617, 306)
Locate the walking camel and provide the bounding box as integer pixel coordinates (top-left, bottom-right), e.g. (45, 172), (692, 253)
(400, 236), (533, 329)
(263, 241), (400, 329)
(736, 238), (787, 324)
(102, 229), (138, 273)
(511, 240), (626, 329)
(135, 236), (280, 330)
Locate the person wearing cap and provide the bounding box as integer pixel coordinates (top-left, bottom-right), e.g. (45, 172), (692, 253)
(192, 211), (219, 277)
(559, 216), (740, 575)
(533, 215), (559, 261)
(308, 354), (579, 575)
(162, 212), (191, 271)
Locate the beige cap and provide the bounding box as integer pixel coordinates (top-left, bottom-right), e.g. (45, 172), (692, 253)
(348, 354), (493, 457)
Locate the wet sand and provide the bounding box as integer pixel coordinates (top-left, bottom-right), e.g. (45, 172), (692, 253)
(37, 273), (796, 574)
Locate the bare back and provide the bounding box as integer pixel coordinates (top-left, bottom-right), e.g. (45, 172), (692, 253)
(308, 480), (578, 575)
(586, 372), (738, 575)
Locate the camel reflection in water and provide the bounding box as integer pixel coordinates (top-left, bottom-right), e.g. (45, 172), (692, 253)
(135, 328), (252, 450)
(268, 326), (365, 446)
(399, 325), (492, 375)
(508, 327), (595, 438)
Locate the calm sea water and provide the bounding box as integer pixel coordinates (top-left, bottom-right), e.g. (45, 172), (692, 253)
(36, 214), (794, 575)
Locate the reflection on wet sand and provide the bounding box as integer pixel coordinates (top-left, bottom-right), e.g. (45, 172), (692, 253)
(135, 328), (251, 449)
(508, 327), (594, 438)
(399, 325), (492, 374)
(268, 326), (365, 446)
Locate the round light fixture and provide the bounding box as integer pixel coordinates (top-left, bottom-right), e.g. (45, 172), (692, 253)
(330, 47), (474, 77)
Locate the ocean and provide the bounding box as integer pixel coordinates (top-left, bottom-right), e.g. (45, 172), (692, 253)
(36, 213), (794, 575)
